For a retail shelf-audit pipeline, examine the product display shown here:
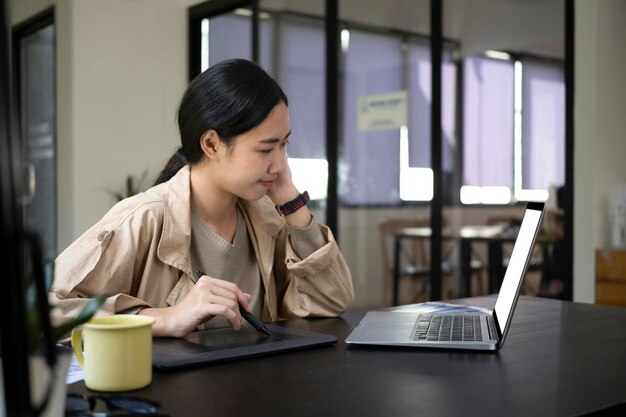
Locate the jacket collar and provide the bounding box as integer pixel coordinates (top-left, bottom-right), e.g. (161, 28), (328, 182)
(238, 198), (284, 322)
(157, 165), (194, 276)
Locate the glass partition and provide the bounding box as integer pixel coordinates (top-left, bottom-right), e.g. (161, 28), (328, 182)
(18, 22), (56, 262)
(446, 0), (565, 299)
(339, 0), (434, 308)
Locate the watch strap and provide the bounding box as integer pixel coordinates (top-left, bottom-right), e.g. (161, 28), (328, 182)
(276, 191), (310, 216)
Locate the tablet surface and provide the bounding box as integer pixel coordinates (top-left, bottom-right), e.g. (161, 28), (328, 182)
(152, 324), (337, 370)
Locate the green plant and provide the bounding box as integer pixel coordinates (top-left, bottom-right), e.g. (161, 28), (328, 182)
(107, 170), (149, 202)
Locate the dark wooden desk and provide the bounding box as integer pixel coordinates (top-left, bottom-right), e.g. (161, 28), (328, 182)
(69, 297), (626, 417)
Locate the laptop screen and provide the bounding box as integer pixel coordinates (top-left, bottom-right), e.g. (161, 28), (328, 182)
(493, 202), (545, 337)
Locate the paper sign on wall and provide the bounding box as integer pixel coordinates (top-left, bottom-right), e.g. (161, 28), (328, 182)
(357, 90), (408, 132)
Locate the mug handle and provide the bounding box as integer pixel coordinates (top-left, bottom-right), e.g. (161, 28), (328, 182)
(71, 326), (85, 368)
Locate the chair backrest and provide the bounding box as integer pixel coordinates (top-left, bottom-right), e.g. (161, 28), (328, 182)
(486, 215), (521, 228)
(487, 214), (543, 274)
(377, 218), (431, 299)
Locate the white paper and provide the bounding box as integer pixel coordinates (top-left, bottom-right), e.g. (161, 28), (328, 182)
(65, 354), (84, 385)
(357, 90), (408, 132)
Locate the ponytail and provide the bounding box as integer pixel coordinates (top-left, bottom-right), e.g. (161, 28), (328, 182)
(154, 148), (189, 186)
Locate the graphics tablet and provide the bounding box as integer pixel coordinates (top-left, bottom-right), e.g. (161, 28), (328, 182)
(152, 324), (337, 370)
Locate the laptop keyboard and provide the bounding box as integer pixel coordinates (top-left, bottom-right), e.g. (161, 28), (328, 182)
(412, 315), (483, 342)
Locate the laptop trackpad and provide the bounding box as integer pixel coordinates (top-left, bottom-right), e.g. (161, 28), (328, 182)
(352, 312), (416, 342)
(361, 312), (419, 323)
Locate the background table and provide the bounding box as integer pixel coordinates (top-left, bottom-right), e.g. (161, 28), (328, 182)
(393, 226), (554, 304)
(69, 296), (626, 417)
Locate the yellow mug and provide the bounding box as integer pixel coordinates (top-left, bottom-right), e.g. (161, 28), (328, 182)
(71, 314), (154, 392)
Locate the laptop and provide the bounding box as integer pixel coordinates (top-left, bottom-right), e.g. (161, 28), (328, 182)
(346, 201), (546, 351)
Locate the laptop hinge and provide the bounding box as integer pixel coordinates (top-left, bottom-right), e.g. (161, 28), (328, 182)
(488, 313), (500, 342)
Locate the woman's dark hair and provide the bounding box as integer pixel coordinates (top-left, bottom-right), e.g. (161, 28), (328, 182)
(154, 59), (288, 185)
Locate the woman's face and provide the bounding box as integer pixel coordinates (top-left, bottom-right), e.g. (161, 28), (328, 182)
(213, 101), (291, 201)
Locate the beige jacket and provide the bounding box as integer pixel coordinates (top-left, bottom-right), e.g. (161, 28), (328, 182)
(50, 165), (354, 326)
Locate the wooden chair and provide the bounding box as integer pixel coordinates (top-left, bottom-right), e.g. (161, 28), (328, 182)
(378, 217), (484, 305)
(486, 215), (544, 294)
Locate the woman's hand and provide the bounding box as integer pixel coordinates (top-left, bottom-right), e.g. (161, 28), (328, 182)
(267, 157), (300, 207)
(267, 157), (312, 228)
(139, 274), (252, 337)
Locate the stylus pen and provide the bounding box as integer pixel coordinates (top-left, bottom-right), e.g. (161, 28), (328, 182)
(195, 269), (271, 336)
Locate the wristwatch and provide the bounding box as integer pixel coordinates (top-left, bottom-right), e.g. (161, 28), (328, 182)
(276, 191), (310, 216)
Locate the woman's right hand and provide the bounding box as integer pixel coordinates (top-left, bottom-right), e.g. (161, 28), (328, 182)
(139, 274), (252, 337)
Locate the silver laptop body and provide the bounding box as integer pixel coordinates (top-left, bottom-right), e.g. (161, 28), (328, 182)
(346, 202), (546, 351)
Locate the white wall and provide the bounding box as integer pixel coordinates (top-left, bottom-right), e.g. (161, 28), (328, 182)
(69, 0), (187, 244)
(447, 0), (564, 58)
(574, 0), (626, 303)
(263, 0), (431, 33)
(593, 0), (626, 248)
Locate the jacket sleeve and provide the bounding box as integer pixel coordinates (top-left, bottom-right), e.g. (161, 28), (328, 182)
(276, 221), (354, 319)
(49, 205), (160, 327)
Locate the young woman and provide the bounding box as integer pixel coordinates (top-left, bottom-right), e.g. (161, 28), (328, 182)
(50, 59), (354, 337)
